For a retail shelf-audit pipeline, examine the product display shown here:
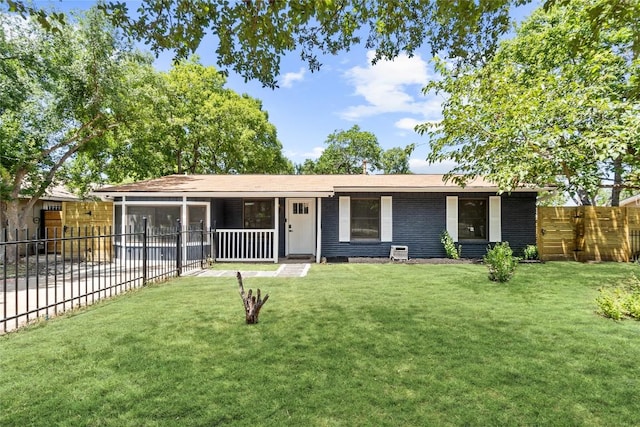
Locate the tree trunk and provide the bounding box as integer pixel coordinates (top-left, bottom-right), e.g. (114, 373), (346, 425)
(611, 156), (623, 207)
(237, 271), (269, 324)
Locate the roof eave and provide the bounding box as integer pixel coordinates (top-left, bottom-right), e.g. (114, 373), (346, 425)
(333, 186), (547, 193)
(91, 191), (335, 199)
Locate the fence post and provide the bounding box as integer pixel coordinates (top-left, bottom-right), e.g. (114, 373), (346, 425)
(142, 217), (148, 285)
(176, 218), (182, 277)
(199, 219), (204, 269)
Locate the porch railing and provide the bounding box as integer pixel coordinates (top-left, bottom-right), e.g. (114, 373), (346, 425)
(214, 229), (275, 262)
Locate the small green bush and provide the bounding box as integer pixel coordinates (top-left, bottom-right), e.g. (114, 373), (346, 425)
(484, 242), (518, 282)
(596, 273), (640, 320)
(624, 294), (640, 319)
(440, 230), (461, 259)
(522, 245), (539, 260)
(596, 289), (625, 320)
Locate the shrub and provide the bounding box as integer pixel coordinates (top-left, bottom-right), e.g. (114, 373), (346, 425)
(484, 242), (518, 282)
(596, 288), (626, 320)
(522, 244), (539, 260)
(596, 273), (640, 320)
(624, 294), (640, 319)
(440, 230), (460, 259)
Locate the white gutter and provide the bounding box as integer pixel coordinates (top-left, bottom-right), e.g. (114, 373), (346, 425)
(333, 186), (550, 193)
(91, 191), (335, 200)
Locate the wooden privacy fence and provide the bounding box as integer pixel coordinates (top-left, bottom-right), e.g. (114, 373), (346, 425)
(537, 207), (640, 262)
(43, 201), (113, 261)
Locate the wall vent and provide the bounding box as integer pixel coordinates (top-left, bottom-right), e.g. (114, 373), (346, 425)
(390, 245), (408, 261)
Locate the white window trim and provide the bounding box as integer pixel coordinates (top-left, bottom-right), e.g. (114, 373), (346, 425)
(339, 195), (393, 243)
(489, 196), (502, 242)
(446, 196), (459, 242)
(447, 195), (502, 243)
(339, 196), (350, 242)
(380, 196), (393, 242)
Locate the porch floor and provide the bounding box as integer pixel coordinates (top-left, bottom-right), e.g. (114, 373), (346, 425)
(188, 263), (311, 278)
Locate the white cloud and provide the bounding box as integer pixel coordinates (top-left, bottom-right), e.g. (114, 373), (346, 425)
(281, 67), (306, 88)
(304, 146), (324, 159)
(395, 118), (442, 133)
(395, 118), (423, 131)
(341, 52), (440, 121)
(283, 146), (324, 162)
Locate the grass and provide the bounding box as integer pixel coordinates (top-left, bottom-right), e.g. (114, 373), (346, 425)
(2, 262), (640, 426)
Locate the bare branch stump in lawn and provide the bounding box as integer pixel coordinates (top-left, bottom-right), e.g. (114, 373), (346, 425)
(237, 271), (269, 324)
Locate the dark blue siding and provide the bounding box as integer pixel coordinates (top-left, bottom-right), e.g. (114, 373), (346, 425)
(321, 192), (537, 259)
(321, 194), (391, 258)
(322, 192), (448, 258)
(393, 193), (447, 258)
(501, 192), (537, 257)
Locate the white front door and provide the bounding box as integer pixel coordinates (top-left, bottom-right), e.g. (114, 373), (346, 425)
(287, 198), (316, 255)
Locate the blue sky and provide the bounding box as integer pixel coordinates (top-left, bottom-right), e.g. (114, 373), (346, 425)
(35, 1), (540, 173)
(179, 43), (448, 172)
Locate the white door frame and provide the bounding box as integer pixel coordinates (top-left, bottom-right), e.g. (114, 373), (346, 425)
(285, 198), (316, 256)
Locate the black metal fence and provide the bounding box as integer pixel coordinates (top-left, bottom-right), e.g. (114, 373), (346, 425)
(631, 230), (640, 262)
(1, 218), (209, 334)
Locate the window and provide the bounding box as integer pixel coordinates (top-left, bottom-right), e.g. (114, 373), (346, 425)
(446, 196), (501, 243)
(187, 205), (207, 242)
(244, 200), (274, 229)
(351, 198), (380, 239)
(188, 205), (207, 230)
(458, 199), (487, 240)
(126, 206), (181, 232)
(339, 196), (392, 242)
(292, 202), (309, 215)
(124, 206), (181, 244)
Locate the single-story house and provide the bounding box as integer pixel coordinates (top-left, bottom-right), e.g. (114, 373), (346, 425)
(92, 174), (544, 262)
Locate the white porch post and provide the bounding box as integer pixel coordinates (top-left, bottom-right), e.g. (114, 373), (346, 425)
(273, 197), (279, 263)
(120, 196), (126, 249)
(316, 197), (322, 263)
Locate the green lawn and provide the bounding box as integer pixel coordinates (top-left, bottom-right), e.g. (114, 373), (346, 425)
(2, 262), (640, 426)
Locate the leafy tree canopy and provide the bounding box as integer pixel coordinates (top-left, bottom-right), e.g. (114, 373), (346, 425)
(1, 9), (292, 233)
(297, 125), (414, 174)
(4, 0), (532, 88)
(6, 1), (636, 88)
(67, 56), (293, 187)
(0, 9), (153, 231)
(419, 0), (640, 206)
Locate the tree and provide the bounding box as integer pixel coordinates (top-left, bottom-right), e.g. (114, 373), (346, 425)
(381, 144), (415, 174)
(6, 1), (638, 89)
(300, 125), (381, 174)
(419, 0), (640, 206)
(71, 57), (293, 181)
(297, 126), (414, 175)
(3, 0), (531, 88)
(0, 9), (154, 234)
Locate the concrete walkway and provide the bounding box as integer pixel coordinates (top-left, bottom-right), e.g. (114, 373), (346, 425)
(187, 263), (311, 278)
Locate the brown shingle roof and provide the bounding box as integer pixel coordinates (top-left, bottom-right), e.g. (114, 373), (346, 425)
(92, 174), (541, 197)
